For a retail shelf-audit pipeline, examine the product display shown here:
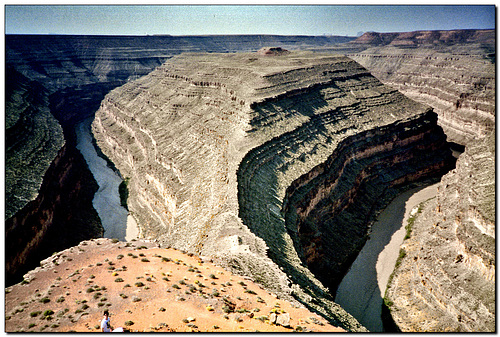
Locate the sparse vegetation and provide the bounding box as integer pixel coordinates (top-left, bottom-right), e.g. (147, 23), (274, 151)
(39, 297), (50, 304)
(119, 177), (130, 210)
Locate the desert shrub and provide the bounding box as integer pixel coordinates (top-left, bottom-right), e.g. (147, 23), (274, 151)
(117, 254), (124, 260)
(39, 297), (50, 304)
(209, 274), (218, 279)
(135, 282), (145, 287)
(245, 289), (257, 295)
(141, 258), (150, 263)
(172, 284), (180, 289)
(30, 311), (42, 317)
(56, 296), (65, 303)
(115, 278), (124, 283)
(124, 320), (134, 326)
(86, 287), (95, 293)
(43, 310), (54, 317)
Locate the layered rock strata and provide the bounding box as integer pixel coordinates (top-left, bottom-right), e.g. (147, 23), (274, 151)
(5, 66), (64, 219)
(346, 30), (495, 146)
(385, 131), (495, 332)
(93, 51), (454, 330)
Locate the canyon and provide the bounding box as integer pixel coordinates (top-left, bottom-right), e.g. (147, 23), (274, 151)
(5, 30), (495, 332)
(5, 34), (355, 287)
(91, 50), (454, 330)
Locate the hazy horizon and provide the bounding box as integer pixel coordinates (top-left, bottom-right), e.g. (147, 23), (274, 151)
(5, 5), (495, 37)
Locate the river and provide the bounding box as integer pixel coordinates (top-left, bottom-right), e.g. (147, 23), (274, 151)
(75, 117), (139, 241)
(335, 184), (438, 332)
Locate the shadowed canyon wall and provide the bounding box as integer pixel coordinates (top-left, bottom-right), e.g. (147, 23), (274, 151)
(92, 51), (454, 330)
(385, 131), (495, 332)
(336, 30), (495, 331)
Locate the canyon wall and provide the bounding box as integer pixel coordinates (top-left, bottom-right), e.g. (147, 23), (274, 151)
(93, 50), (454, 330)
(337, 30), (495, 332)
(345, 30), (495, 146)
(385, 131), (495, 331)
(5, 66), (64, 219)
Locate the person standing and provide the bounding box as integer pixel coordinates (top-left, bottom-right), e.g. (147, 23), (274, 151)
(101, 310), (111, 332)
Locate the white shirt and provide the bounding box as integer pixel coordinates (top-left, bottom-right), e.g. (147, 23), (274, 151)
(101, 317), (111, 332)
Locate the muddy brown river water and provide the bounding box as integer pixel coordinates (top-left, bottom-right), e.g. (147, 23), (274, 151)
(75, 117), (139, 241)
(335, 184), (438, 332)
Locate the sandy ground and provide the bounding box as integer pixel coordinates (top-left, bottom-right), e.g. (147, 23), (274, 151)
(335, 184), (438, 331)
(75, 118), (138, 241)
(5, 239), (344, 333)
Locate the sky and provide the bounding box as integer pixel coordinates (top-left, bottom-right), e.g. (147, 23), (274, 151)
(4, 4), (496, 37)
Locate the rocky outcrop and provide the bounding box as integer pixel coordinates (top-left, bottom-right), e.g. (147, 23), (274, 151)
(346, 29), (495, 146)
(5, 238), (342, 333)
(93, 51), (454, 330)
(385, 131), (495, 332)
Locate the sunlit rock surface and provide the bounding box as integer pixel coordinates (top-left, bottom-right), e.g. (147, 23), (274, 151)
(385, 131), (495, 332)
(346, 30), (495, 146)
(93, 51), (453, 330)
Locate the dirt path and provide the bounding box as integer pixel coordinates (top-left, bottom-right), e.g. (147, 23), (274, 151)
(75, 118), (139, 241)
(335, 184), (438, 331)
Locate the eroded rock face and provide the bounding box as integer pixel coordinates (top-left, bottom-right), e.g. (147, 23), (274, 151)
(346, 30), (495, 146)
(5, 144), (102, 286)
(5, 66), (64, 219)
(93, 51), (453, 330)
(385, 131), (495, 332)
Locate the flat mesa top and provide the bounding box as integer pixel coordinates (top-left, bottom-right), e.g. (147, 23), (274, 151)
(159, 50), (351, 76)
(154, 50), (360, 100)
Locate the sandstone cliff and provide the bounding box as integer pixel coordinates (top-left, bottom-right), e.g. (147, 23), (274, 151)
(93, 51), (454, 330)
(385, 131), (495, 332)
